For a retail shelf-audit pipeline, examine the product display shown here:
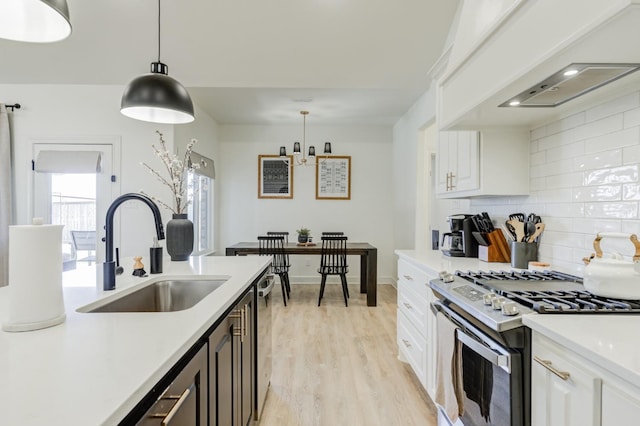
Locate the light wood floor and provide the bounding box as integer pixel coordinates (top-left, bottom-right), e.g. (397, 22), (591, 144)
(259, 283), (437, 426)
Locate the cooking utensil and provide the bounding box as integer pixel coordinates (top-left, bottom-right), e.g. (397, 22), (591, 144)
(582, 232), (640, 298)
(503, 222), (516, 241)
(525, 220), (536, 241)
(507, 219), (526, 242)
(527, 223), (545, 243)
(509, 213), (525, 222)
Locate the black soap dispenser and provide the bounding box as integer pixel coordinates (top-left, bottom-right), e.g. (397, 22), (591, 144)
(150, 237), (163, 274)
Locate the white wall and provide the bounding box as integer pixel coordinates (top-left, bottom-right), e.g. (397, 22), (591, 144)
(2, 84), (219, 262)
(218, 123), (395, 284)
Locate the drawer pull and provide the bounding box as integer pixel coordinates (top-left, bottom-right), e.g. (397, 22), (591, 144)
(403, 302), (413, 310)
(403, 275), (413, 281)
(148, 383), (194, 424)
(402, 339), (412, 348)
(534, 356), (570, 381)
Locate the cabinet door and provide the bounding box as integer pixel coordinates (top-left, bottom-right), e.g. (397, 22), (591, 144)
(209, 320), (233, 426)
(531, 333), (601, 426)
(602, 382), (640, 425)
(437, 131), (455, 193)
(239, 292), (254, 426)
(454, 131), (479, 192)
(138, 344), (207, 426)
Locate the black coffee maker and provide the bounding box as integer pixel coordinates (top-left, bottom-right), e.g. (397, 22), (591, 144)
(441, 214), (479, 258)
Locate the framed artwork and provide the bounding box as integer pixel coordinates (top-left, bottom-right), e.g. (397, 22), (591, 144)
(316, 156), (351, 200)
(258, 155), (293, 199)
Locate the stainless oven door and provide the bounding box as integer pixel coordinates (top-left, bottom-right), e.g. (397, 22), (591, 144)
(255, 273), (274, 421)
(433, 301), (524, 426)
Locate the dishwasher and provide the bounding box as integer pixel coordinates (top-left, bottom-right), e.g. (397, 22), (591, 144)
(255, 272), (274, 422)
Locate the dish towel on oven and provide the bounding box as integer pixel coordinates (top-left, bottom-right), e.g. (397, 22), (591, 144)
(435, 312), (464, 421)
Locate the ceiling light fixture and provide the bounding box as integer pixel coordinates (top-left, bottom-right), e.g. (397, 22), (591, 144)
(279, 111), (332, 167)
(0, 0), (72, 43)
(120, 0), (195, 124)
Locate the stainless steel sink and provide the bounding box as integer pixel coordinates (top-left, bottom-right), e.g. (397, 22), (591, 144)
(78, 278), (227, 313)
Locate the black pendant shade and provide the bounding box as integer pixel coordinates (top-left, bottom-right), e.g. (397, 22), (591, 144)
(120, 0), (195, 124)
(0, 0), (72, 43)
(121, 62), (195, 124)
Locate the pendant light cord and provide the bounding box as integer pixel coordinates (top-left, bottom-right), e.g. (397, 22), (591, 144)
(157, 0), (161, 62)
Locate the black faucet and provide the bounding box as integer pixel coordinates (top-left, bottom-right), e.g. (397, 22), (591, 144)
(103, 193), (165, 291)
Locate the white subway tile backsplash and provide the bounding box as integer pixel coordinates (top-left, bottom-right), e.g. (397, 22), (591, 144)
(545, 203), (584, 218)
(546, 172), (583, 189)
(572, 185), (621, 202)
(623, 145), (640, 164)
(584, 127), (640, 153)
(546, 111), (586, 135)
(622, 183), (640, 200)
(573, 148), (621, 171)
(565, 114), (623, 144)
(468, 90), (640, 273)
(584, 165), (638, 185)
(584, 201), (638, 219)
(530, 126), (546, 140)
(624, 107), (640, 129)
(585, 92), (640, 123)
(546, 140), (585, 160)
(572, 218), (621, 233)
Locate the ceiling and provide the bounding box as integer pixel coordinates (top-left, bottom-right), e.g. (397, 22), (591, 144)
(0, 0), (459, 125)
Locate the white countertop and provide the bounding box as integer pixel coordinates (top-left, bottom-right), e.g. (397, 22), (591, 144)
(0, 255), (271, 426)
(523, 314), (640, 388)
(398, 249), (640, 389)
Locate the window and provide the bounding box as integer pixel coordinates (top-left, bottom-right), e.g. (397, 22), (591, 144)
(187, 171), (214, 255)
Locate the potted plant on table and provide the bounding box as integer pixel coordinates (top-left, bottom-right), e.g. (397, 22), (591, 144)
(141, 130), (199, 261)
(296, 227), (311, 244)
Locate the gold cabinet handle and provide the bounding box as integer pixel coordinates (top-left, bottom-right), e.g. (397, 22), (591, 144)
(449, 172), (456, 190)
(403, 274), (413, 281)
(446, 172), (451, 191)
(148, 384), (194, 425)
(402, 339), (411, 348)
(231, 307), (244, 342)
(534, 356), (571, 381)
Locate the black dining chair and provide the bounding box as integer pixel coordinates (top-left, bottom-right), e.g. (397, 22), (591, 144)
(266, 231), (292, 295)
(258, 235), (290, 306)
(317, 235), (349, 307)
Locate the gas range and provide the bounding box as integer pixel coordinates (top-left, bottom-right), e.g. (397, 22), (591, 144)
(430, 269), (640, 332)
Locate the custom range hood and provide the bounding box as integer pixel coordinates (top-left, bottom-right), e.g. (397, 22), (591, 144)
(499, 63), (640, 108)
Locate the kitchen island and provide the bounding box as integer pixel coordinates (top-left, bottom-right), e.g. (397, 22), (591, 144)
(0, 255), (271, 425)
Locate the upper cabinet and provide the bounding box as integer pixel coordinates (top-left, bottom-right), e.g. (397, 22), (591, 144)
(437, 129), (529, 198)
(437, 0), (640, 130)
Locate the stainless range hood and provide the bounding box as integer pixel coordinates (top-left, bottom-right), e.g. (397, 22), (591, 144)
(499, 63), (640, 108)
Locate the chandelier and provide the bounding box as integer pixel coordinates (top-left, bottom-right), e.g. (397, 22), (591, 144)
(279, 111), (332, 166)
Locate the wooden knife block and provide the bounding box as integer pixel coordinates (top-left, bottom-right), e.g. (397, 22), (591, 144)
(478, 230), (511, 263)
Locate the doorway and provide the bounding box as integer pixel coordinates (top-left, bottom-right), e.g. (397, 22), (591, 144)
(31, 141), (119, 279)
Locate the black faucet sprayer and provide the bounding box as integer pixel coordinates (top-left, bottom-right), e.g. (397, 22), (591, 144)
(103, 193), (165, 291)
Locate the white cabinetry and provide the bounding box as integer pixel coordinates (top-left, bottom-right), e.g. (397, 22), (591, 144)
(602, 381), (640, 425)
(531, 332), (601, 426)
(436, 129), (529, 198)
(396, 257), (438, 399)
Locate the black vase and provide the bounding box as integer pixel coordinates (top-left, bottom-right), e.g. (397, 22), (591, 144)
(298, 234), (308, 243)
(166, 214), (194, 261)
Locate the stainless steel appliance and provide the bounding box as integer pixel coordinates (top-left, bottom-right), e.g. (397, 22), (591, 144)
(441, 214), (479, 258)
(430, 269), (640, 426)
(254, 273), (274, 421)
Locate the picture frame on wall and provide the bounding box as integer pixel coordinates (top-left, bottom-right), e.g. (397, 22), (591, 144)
(258, 155), (293, 199)
(316, 156), (351, 200)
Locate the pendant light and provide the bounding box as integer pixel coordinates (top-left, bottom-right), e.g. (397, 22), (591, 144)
(120, 0), (195, 124)
(279, 111), (333, 167)
(0, 0), (72, 43)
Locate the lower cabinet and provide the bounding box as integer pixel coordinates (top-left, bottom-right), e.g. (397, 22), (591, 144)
(122, 284), (258, 426)
(136, 343), (208, 426)
(209, 289), (254, 426)
(531, 332), (601, 426)
(396, 256), (438, 400)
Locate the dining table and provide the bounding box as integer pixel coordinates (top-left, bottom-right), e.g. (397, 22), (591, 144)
(225, 242), (378, 306)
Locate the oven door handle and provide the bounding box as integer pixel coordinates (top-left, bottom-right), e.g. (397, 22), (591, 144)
(456, 330), (512, 373)
(258, 275), (276, 297)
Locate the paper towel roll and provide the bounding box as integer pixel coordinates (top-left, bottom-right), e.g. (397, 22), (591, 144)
(2, 224), (66, 332)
